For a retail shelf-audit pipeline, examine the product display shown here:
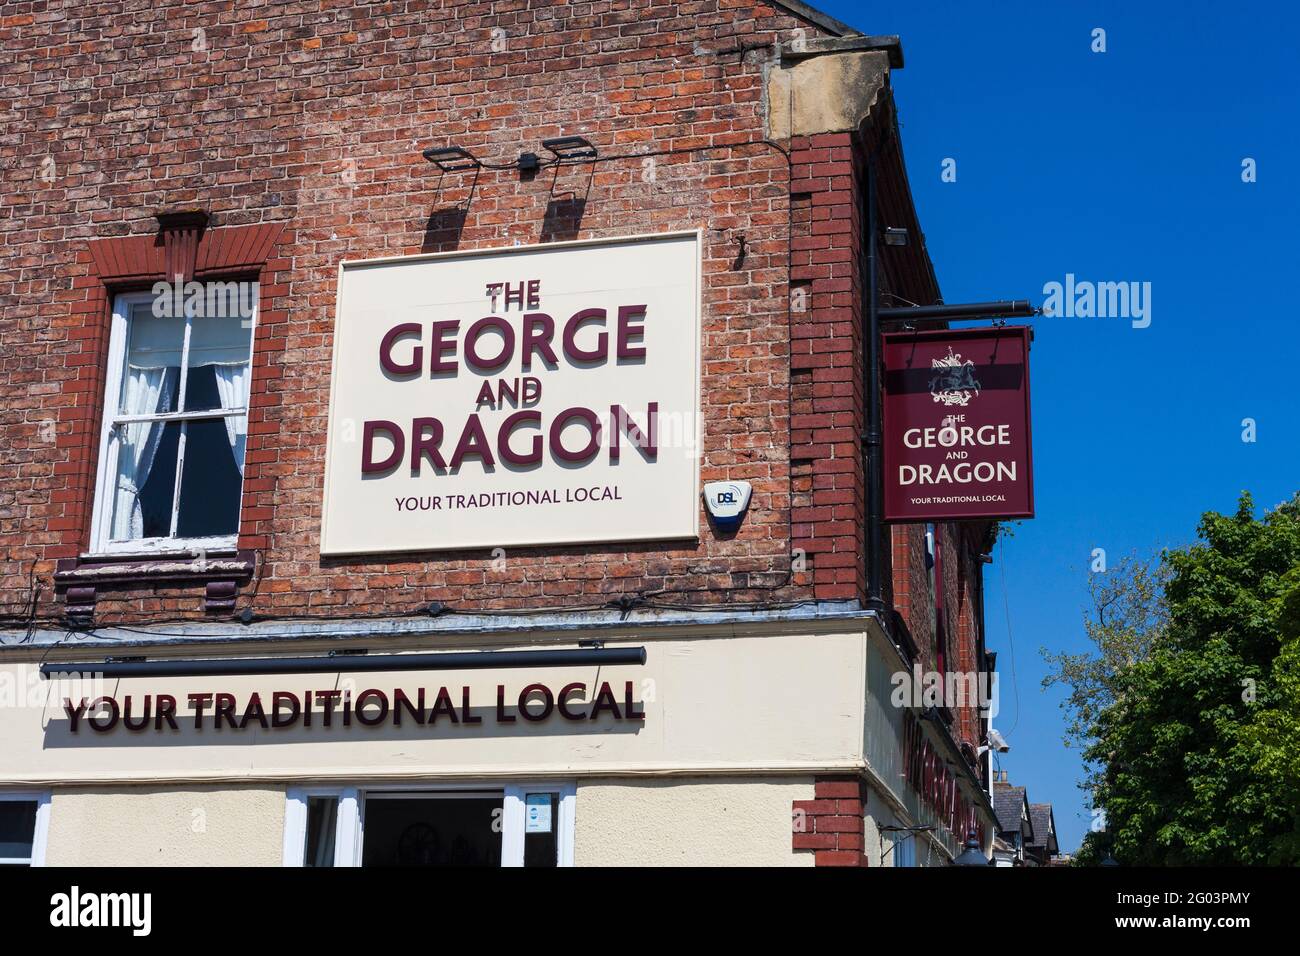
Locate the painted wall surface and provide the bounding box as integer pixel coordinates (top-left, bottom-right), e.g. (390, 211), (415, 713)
(322, 233), (702, 555)
(1, 626), (868, 786)
(865, 631), (913, 815)
(40, 778), (811, 867)
(864, 785), (899, 868)
(575, 776), (814, 867)
(44, 786), (284, 867)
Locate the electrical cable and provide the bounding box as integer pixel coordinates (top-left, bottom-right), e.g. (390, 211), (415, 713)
(0, 557), (45, 642)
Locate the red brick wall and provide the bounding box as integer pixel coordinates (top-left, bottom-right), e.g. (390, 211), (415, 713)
(0, 0), (869, 624)
(952, 523), (990, 751)
(789, 132), (864, 602)
(792, 777), (867, 866)
(890, 521), (990, 756)
(891, 523), (934, 666)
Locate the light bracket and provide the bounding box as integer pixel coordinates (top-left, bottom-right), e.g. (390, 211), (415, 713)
(542, 135), (598, 164)
(421, 145), (481, 172)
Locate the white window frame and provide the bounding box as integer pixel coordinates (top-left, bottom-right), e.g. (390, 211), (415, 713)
(502, 782), (576, 867)
(282, 782), (575, 868)
(283, 786), (359, 868)
(89, 288), (257, 556)
(0, 791), (51, 867)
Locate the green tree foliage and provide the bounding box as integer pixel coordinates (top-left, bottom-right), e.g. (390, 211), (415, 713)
(1044, 493), (1300, 865)
(1239, 565), (1300, 863)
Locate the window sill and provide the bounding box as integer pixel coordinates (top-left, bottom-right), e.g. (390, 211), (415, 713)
(55, 550), (255, 620)
(78, 547), (238, 562)
(84, 534), (240, 560)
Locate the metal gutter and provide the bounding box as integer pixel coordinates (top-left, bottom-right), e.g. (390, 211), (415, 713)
(0, 600), (869, 654)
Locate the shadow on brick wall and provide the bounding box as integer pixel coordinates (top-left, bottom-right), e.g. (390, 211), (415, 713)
(540, 196), (586, 243)
(422, 206), (467, 253)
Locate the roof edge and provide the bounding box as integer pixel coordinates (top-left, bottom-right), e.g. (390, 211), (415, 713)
(770, 0), (860, 39)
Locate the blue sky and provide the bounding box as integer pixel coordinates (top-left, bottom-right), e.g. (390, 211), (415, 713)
(819, 0), (1300, 852)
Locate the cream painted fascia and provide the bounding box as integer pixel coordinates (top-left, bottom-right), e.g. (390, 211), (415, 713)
(1, 622), (880, 788)
(766, 48), (891, 139)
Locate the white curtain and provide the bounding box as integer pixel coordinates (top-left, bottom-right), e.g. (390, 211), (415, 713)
(211, 361), (249, 475)
(112, 366), (176, 540)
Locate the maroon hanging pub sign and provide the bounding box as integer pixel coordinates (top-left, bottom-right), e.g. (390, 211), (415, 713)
(882, 326), (1035, 522)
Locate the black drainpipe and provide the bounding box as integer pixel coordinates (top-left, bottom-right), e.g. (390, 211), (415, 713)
(862, 152), (885, 612)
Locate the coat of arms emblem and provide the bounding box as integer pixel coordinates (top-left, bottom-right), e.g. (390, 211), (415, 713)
(929, 347), (980, 407)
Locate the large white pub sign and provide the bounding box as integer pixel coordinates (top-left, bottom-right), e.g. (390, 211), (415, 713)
(320, 232), (701, 554)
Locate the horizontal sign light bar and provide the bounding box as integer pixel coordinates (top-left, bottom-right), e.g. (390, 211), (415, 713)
(40, 646), (647, 679)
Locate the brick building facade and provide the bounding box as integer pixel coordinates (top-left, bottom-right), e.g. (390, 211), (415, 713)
(0, 0), (998, 867)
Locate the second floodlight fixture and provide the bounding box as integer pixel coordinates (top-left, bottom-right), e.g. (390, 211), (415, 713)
(542, 135), (598, 164)
(421, 145), (481, 172)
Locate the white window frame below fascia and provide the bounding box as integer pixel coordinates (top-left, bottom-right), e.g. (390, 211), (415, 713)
(503, 782), (576, 867)
(88, 289), (256, 557)
(0, 791), (51, 867)
(283, 786), (359, 868)
(282, 782), (574, 868)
